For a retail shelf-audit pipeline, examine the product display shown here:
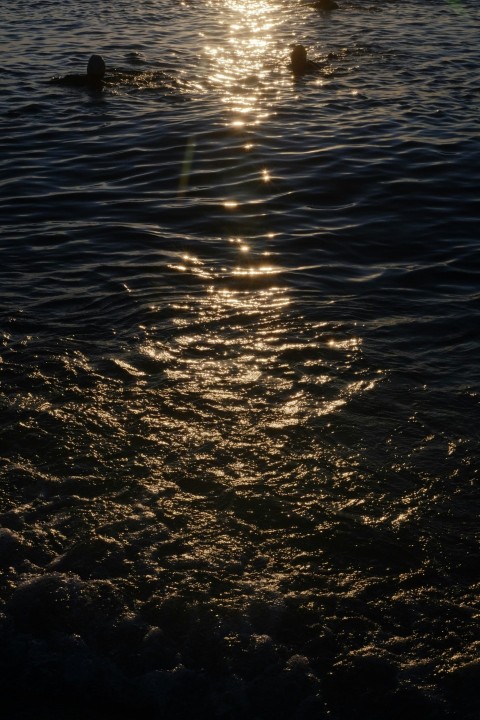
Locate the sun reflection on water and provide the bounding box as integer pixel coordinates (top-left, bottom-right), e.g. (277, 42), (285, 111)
(141, 248), (380, 466)
(204, 0), (285, 128)
(147, 0), (382, 481)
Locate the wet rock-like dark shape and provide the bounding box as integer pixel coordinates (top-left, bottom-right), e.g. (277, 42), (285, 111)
(304, 627), (338, 672)
(0, 528), (24, 568)
(133, 665), (212, 718)
(139, 593), (227, 672)
(8, 573), (122, 637)
(445, 660), (480, 717)
(49, 535), (128, 579)
(8, 573), (80, 635)
(275, 595), (322, 644)
(387, 687), (449, 720)
(241, 634), (279, 677)
(247, 655), (321, 720)
(137, 627), (178, 673)
(141, 593), (193, 629)
(324, 650), (399, 717)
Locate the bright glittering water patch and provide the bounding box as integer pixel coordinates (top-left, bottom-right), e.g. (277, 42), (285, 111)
(204, 0), (286, 127)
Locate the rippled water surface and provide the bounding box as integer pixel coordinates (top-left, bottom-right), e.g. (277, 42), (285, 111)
(1, 0), (479, 717)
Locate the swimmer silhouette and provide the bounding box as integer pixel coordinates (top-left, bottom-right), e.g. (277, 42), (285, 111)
(49, 54), (106, 89)
(290, 45), (318, 75)
(312, 0), (338, 10)
(48, 54), (173, 92)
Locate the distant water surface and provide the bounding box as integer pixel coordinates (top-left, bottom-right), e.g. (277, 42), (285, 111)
(1, 1), (479, 718)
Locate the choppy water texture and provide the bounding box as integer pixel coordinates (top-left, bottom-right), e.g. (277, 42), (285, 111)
(1, 0), (479, 717)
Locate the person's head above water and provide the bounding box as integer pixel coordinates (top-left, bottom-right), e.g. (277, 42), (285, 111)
(290, 44), (309, 74)
(87, 54), (106, 81)
(315, 0), (338, 9)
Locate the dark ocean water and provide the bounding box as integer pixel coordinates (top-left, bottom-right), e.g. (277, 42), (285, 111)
(1, 0), (479, 717)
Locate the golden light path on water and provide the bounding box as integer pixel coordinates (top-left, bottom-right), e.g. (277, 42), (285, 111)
(136, 0), (382, 485)
(204, 0), (285, 128)
(140, 249), (376, 495)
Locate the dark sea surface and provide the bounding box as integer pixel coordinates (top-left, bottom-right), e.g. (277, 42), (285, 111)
(1, 0), (479, 717)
